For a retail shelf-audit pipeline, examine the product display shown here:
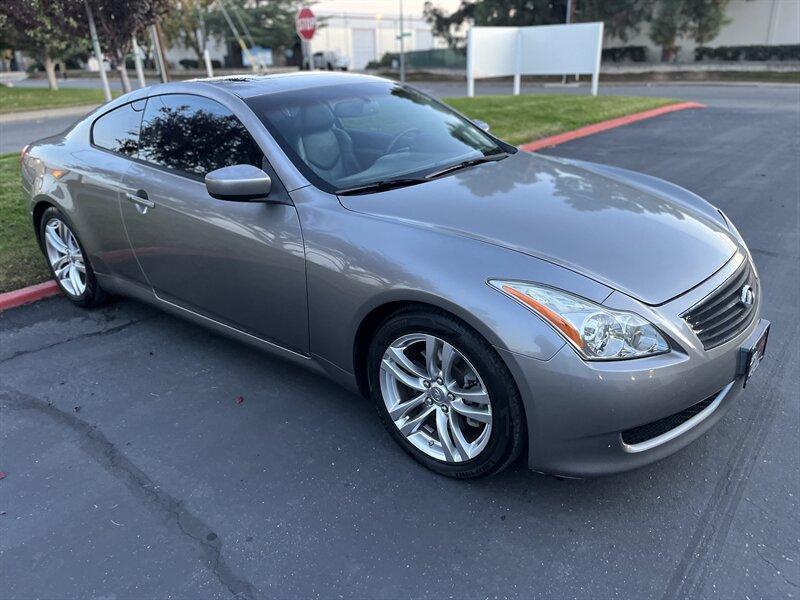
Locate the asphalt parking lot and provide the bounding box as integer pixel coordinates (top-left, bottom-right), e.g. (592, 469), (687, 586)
(1, 85), (798, 599)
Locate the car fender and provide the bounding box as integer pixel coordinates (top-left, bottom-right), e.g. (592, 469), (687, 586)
(291, 186), (613, 375)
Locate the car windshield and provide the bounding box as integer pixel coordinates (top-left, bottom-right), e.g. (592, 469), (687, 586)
(245, 81), (507, 194)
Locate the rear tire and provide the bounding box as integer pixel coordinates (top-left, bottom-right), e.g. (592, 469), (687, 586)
(38, 206), (108, 308)
(367, 307), (526, 478)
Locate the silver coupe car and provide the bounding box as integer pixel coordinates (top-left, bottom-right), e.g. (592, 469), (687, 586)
(21, 73), (769, 478)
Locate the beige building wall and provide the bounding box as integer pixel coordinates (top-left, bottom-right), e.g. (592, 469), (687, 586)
(608, 0), (800, 62)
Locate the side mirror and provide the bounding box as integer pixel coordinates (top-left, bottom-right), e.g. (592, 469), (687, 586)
(205, 164), (271, 201)
(473, 119), (491, 132)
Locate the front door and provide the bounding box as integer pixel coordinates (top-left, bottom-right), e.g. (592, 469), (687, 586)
(119, 93), (308, 354)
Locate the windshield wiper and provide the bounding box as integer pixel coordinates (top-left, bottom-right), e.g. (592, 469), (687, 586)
(334, 151), (510, 196)
(424, 152), (509, 180)
(335, 177), (428, 196)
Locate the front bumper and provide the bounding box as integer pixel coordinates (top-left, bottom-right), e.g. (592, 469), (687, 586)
(499, 251), (765, 477)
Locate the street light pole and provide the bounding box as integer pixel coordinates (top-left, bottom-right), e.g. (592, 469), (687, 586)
(83, 0), (112, 101)
(131, 36), (147, 88)
(562, 0), (573, 85)
(398, 0), (405, 83)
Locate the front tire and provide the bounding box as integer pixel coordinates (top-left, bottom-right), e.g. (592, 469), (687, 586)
(367, 307), (526, 478)
(39, 206), (108, 308)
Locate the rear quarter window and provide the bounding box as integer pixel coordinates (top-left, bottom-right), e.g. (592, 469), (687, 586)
(91, 100), (146, 157)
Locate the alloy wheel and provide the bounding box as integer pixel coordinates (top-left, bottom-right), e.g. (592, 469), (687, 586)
(43, 218), (86, 297)
(379, 333), (492, 462)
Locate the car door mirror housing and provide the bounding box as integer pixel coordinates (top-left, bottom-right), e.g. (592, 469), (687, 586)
(205, 164), (272, 201)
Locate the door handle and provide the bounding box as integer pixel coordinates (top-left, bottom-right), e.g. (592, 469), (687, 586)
(125, 191), (155, 210)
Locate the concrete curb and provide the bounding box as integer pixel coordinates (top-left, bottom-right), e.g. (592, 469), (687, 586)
(0, 104), (100, 124)
(519, 101), (706, 152)
(0, 101), (706, 313)
(0, 280), (60, 312)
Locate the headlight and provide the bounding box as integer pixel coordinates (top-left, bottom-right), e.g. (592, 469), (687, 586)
(489, 280), (669, 360)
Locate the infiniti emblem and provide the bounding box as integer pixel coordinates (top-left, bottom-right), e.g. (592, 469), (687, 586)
(740, 284), (755, 307)
(430, 388), (444, 402)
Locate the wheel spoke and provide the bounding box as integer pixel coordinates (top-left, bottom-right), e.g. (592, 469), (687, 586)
(387, 344), (427, 379)
(381, 358), (425, 391)
(388, 392), (426, 421)
(73, 260), (86, 274)
(448, 411), (472, 460)
(68, 265), (83, 294)
(45, 226), (68, 254)
(54, 263), (70, 280)
(425, 335), (439, 378)
(58, 220), (70, 245)
(399, 405), (435, 436)
(441, 342), (455, 385)
(450, 399), (492, 423)
(450, 387), (490, 405)
(436, 409), (457, 462)
(52, 255), (70, 270)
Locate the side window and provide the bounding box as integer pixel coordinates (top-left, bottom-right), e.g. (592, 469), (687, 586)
(91, 100), (145, 157)
(138, 94), (263, 178)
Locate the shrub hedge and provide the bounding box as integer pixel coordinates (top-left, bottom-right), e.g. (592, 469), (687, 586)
(695, 44), (800, 62)
(602, 46), (648, 62)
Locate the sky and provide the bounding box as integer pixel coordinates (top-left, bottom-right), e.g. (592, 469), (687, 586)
(310, 0), (462, 18)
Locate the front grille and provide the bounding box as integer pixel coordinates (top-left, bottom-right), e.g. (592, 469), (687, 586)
(621, 391), (718, 445)
(682, 259), (757, 350)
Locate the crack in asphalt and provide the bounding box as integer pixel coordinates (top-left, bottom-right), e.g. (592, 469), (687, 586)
(754, 546), (800, 590)
(0, 317), (152, 365)
(1, 387), (258, 600)
(661, 330), (797, 600)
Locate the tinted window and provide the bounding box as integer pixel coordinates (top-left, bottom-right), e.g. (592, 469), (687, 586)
(139, 94), (263, 178)
(92, 100), (145, 157)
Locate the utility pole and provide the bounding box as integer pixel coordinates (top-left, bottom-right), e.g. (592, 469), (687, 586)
(398, 0), (406, 83)
(84, 0), (112, 101)
(218, 0), (258, 71)
(150, 23), (170, 82)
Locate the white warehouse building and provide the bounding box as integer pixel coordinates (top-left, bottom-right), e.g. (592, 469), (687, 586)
(308, 11), (448, 71)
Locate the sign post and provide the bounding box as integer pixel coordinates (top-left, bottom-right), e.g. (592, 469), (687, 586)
(296, 6), (317, 70)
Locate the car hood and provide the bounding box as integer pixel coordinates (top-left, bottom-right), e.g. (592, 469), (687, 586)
(338, 151), (738, 305)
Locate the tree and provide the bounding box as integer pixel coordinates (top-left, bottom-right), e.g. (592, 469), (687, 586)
(649, 0), (731, 61)
(577, 0), (655, 43)
(161, 0), (216, 63)
(0, 0), (88, 90)
(649, 0), (687, 61)
(684, 0), (732, 46)
(424, 0), (653, 48)
(87, 0), (171, 92)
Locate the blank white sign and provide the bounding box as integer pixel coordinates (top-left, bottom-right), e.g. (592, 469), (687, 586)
(468, 22), (604, 95)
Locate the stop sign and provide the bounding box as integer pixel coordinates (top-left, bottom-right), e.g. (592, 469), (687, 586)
(296, 7), (316, 41)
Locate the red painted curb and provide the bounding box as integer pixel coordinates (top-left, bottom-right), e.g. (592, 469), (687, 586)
(0, 280), (60, 312)
(519, 101), (706, 152)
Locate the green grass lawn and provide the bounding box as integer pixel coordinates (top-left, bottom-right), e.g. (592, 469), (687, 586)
(444, 94), (676, 146)
(0, 153), (50, 293)
(0, 85), (119, 114)
(0, 94), (682, 293)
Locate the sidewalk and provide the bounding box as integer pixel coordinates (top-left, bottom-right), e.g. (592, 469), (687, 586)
(0, 104), (101, 124)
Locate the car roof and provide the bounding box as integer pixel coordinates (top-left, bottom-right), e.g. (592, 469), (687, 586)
(187, 71), (389, 99)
